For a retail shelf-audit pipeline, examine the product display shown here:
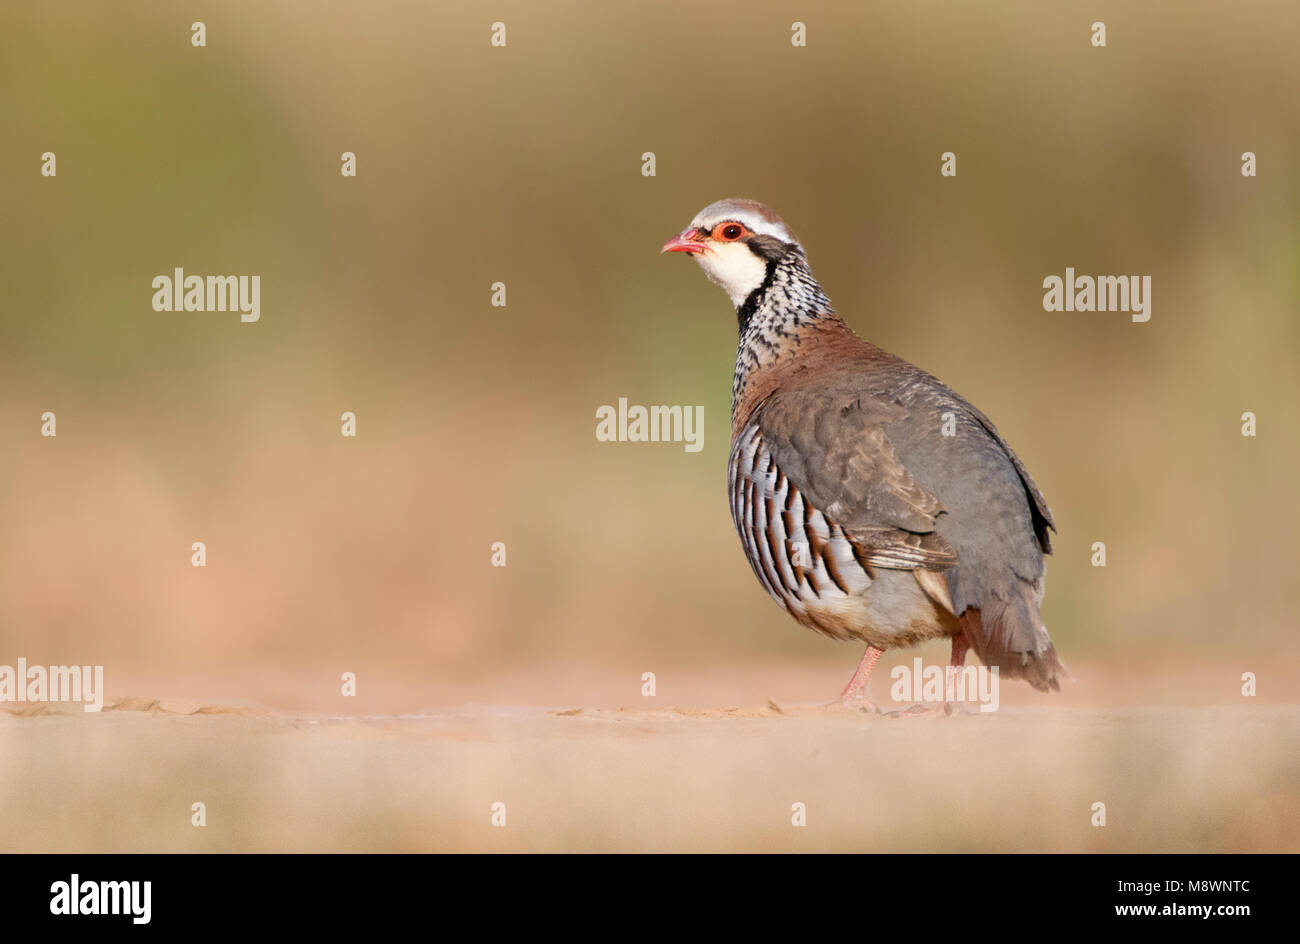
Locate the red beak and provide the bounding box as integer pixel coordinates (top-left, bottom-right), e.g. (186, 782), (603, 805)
(661, 228), (706, 255)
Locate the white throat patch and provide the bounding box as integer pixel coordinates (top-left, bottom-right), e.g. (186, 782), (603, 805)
(693, 241), (770, 307)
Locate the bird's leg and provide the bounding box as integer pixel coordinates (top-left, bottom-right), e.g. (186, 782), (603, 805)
(882, 637), (972, 719)
(944, 633), (972, 715)
(839, 645), (883, 711)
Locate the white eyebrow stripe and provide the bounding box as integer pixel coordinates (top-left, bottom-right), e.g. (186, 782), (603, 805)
(691, 211), (796, 244)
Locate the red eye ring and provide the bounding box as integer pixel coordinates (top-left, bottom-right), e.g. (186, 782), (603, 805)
(712, 222), (747, 241)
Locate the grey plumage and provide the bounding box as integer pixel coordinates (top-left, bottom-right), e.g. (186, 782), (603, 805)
(667, 198), (1067, 698)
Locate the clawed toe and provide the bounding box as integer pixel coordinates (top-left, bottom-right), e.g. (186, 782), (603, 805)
(881, 702), (942, 718)
(836, 697), (878, 714)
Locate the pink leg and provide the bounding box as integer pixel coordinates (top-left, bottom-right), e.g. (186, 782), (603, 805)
(945, 634), (971, 710)
(840, 645), (883, 709)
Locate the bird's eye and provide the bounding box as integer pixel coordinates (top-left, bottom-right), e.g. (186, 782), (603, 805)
(713, 222), (746, 241)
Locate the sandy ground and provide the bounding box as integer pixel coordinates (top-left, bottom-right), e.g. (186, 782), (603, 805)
(2, 690), (1296, 853)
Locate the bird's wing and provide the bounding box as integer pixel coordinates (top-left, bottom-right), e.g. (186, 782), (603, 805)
(959, 400), (1056, 552)
(754, 388), (957, 572)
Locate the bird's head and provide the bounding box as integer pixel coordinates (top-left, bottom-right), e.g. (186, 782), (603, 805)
(661, 198), (804, 307)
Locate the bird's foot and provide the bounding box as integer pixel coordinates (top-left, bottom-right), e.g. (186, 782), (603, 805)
(880, 702), (942, 719)
(886, 700), (980, 717)
(836, 695), (878, 714)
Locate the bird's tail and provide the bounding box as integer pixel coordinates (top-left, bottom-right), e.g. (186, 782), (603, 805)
(959, 583), (1069, 693)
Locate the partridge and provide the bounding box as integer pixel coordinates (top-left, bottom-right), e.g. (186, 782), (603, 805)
(662, 198), (1066, 708)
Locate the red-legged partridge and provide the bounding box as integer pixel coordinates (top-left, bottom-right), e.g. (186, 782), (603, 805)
(663, 198), (1066, 709)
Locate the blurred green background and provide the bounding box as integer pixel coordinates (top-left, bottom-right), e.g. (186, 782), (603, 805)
(2, 1), (1297, 709)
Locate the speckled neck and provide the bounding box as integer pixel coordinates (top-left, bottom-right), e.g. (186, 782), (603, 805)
(732, 249), (838, 417)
